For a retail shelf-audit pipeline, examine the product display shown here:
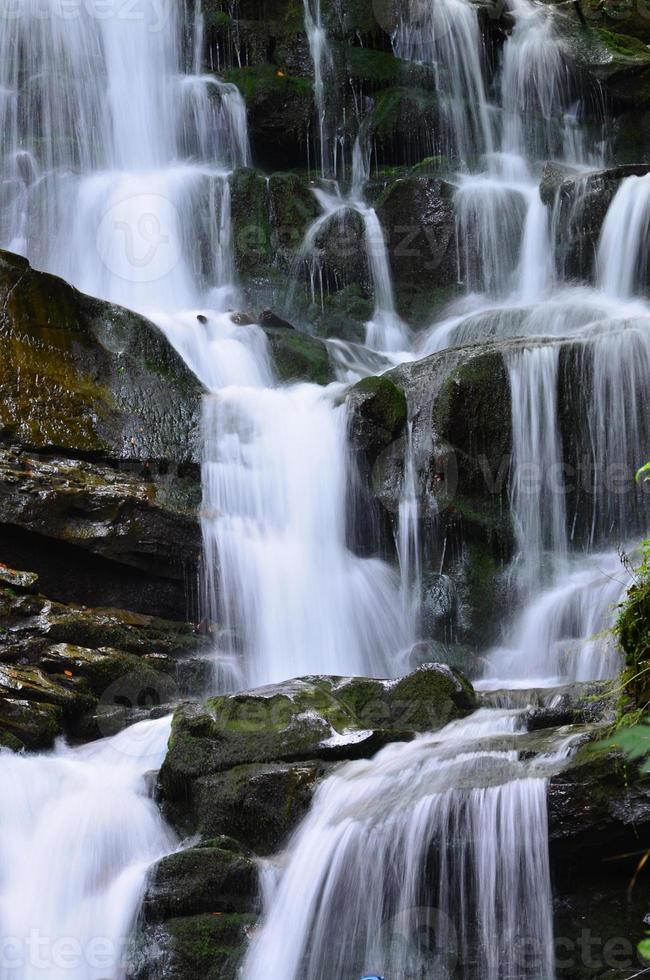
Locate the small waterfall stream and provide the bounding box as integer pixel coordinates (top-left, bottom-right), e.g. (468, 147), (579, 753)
(0, 0), (649, 975)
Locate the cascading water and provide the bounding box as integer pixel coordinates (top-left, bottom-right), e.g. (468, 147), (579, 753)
(0, 0), (249, 312)
(2, 0), (650, 973)
(289, 136), (411, 353)
(0, 718), (175, 979)
(507, 344), (567, 592)
(597, 173), (650, 299)
(303, 0), (333, 176)
(243, 710), (569, 980)
(200, 377), (408, 688)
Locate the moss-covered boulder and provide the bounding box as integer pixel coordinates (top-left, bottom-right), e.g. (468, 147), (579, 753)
(159, 665), (476, 843)
(370, 86), (441, 167)
(346, 374), (408, 463)
(224, 65), (313, 170)
(261, 321), (334, 384)
(132, 912), (256, 980)
(375, 175), (458, 322)
(0, 573), (210, 747)
(540, 163), (650, 280)
(143, 843), (258, 922)
(0, 250), (202, 460)
(268, 171), (321, 268)
(0, 250), (203, 617)
(558, 16), (650, 107)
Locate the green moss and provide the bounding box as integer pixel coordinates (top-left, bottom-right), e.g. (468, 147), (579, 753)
(345, 47), (404, 85)
(262, 325), (333, 385)
(614, 544), (650, 717)
(352, 375), (408, 435)
(164, 913), (254, 980)
(594, 25), (650, 58)
(371, 86), (439, 140)
(224, 64), (312, 104)
(230, 168), (271, 274)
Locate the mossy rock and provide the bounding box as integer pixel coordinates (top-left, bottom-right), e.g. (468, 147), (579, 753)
(230, 168), (271, 275)
(370, 86), (440, 166)
(346, 374), (408, 463)
(268, 172), (321, 269)
(559, 16), (650, 107)
(375, 175), (458, 314)
(186, 760), (328, 854)
(159, 666), (476, 841)
(540, 163), (650, 280)
(0, 582), (206, 663)
(0, 250), (202, 461)
(132, 912), (255, 980)
(0, 697), (63, 750)
(261, 324), (334, 385)
(143, 845), (258, 922)
(579, 0), (650, 42)
(224, 65), (313, 170)
(0, 447), (201, 584)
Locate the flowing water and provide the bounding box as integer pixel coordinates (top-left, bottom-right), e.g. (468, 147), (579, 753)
(243, 710), (571, 980)
(1, 0), (649, 975)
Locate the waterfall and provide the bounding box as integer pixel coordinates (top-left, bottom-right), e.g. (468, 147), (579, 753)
(397, 421), (422, 640)
(242, 710), (560, 980)
(482, 552), (629, 687)
(507, 345), (567, 592)
(289, 132), (411, 353)
(303, 0), (333, 176)
(0, 718), (175, 979)
(4, 0), (650, 971)
(0, 0), (249, 311)
(597, 173), (650, 299)
(201, 379), (408, 687)
(393, 0), (494, 167)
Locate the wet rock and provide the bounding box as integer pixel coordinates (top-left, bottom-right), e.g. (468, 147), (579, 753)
(159, 665), (476, 843)
(346, 375), (408, 464)
(0, 564), (38, 592)
(0, 448), (200, 592)
(0, 583), (206, 662)
(0, 250), (202, 461)
(0, 250), (203, 618)
(540, 163), (650, 280)
(131, 912), (255, 980)
(224, 65), (313, 170)
(560, 18), (650, 107)
(267, 172), (321, 270)
(258, 309), (295, 330)
(370, 86), (441, 168)
(261, 322), (334, 384)
(548, 742), (650, 864)
(310, 207), (372, 298)
(0, 577), (209, 747)
(375, 175), (458, 321)
(229, 167), (270, 276)
(0, 698), (63, 751)
(143, 844), (258, 922)
(0, 662), (93, 714)
(188, 760), (328, 854)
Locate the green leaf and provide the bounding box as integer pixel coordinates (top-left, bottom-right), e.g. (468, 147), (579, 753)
(639, 937), (650, 961)
(600, 724), (650, 761)
(636, 462), (650, 483)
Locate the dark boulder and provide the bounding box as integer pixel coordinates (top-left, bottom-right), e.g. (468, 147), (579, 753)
(0, 250), (203, 619)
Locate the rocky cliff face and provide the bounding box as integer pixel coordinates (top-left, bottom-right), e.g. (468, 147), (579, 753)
(0, 249), (204, 620)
